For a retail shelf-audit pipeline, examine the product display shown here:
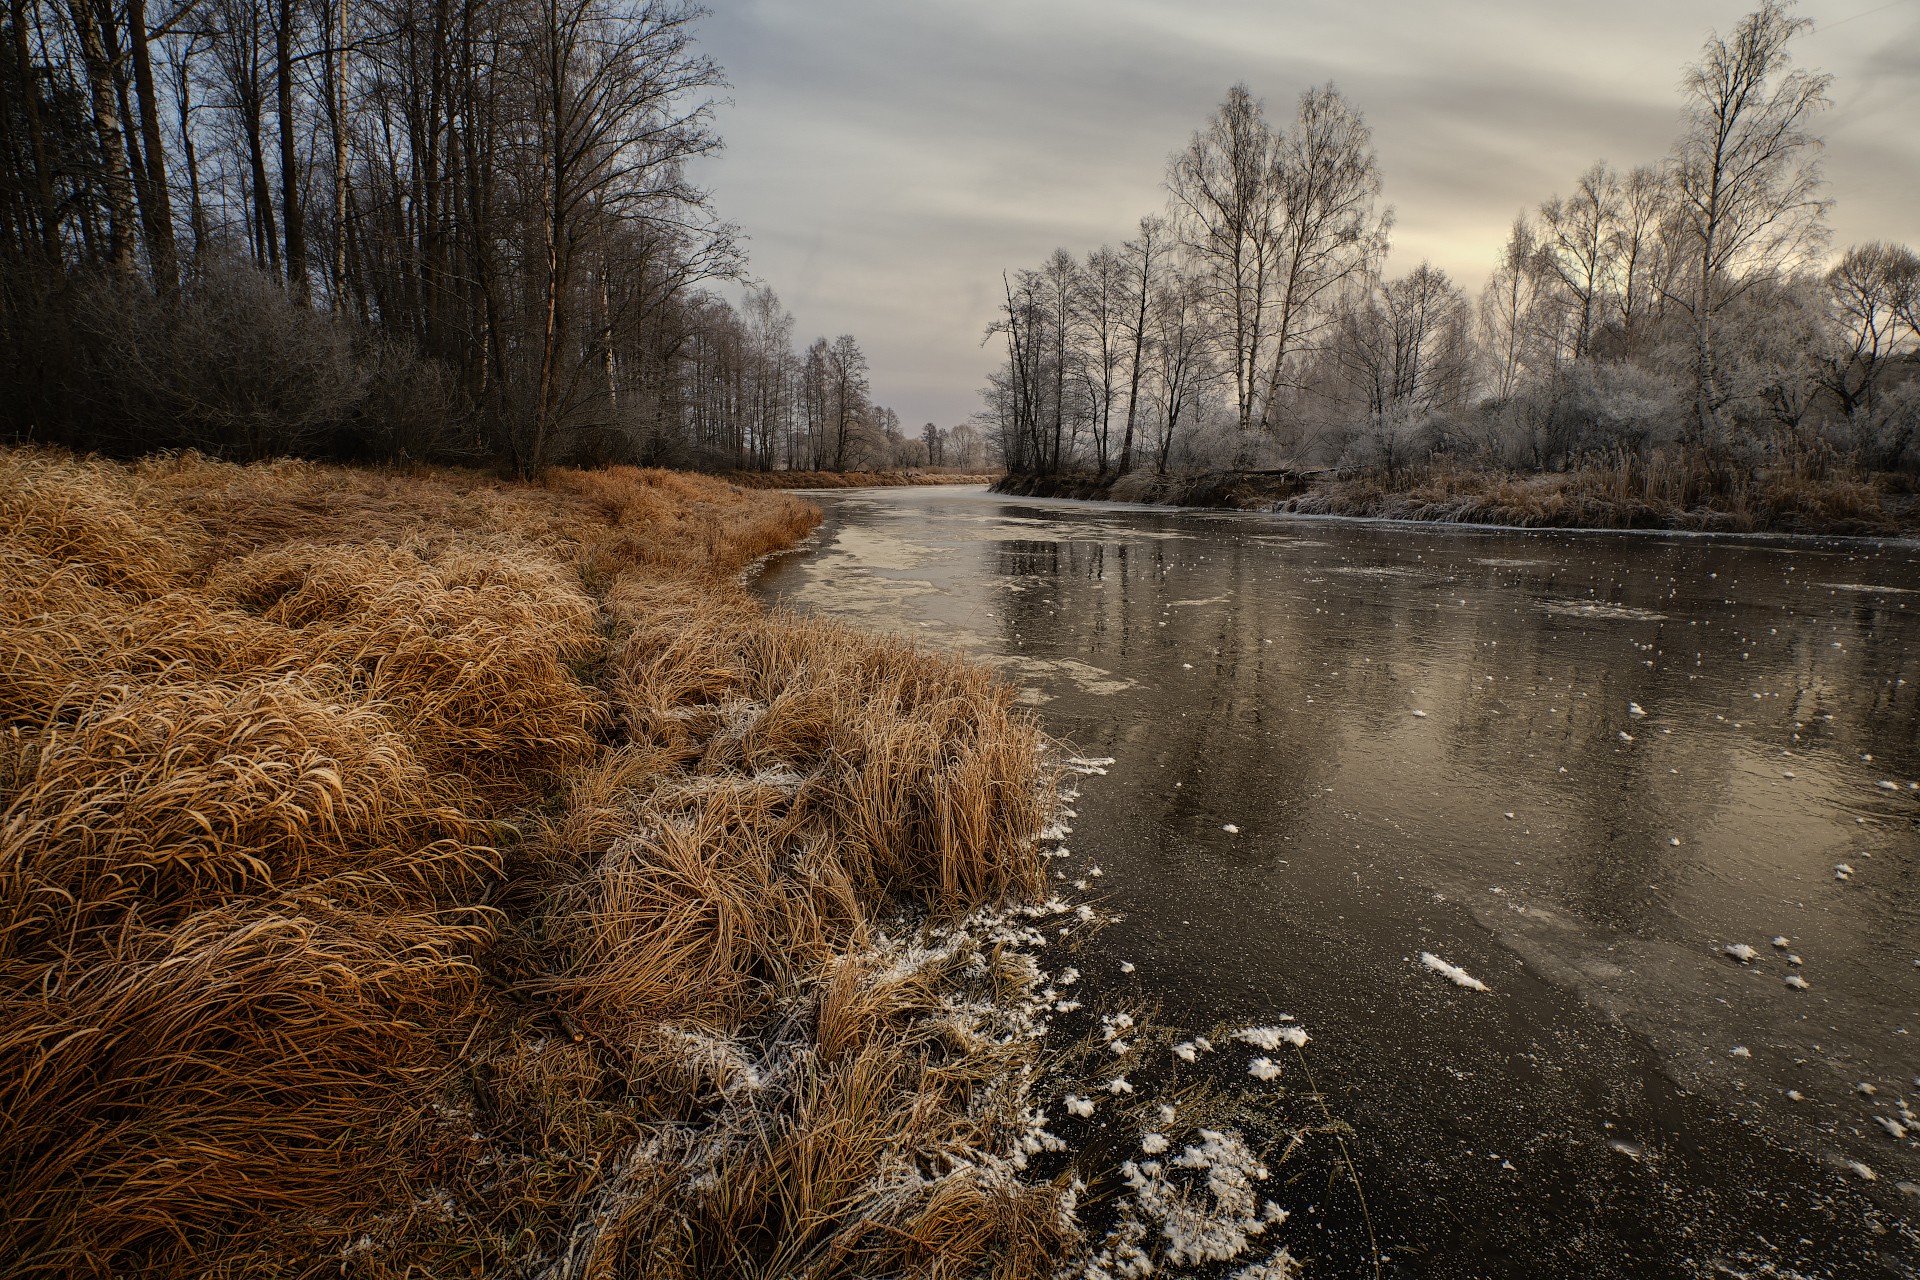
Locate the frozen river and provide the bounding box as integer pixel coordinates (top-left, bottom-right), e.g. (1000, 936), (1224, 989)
(755, 485), (1920, 1279)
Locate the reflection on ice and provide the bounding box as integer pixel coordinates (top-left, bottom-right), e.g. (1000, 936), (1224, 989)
(757, 486), (1920, 1278)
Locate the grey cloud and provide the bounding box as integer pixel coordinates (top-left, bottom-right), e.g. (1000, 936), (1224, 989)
(694, 0), (1920, 427)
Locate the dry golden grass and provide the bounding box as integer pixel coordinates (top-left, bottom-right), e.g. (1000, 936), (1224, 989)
(0, 446), (1061, 1277)
(1281, 453), (1910, 535)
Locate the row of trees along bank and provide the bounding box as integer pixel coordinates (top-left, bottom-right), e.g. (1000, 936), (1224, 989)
(0, 0), (981, 474)
(980, 2), (1919, 493)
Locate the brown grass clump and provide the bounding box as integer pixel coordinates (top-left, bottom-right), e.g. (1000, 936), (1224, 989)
(204, 541), (605, 803)
(551, 464), (823, 579)
(604, 579), (1049, 907)
(0, 446), (1063, 1277)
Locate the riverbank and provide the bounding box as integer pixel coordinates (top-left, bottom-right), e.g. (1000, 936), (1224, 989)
(725, 467), (1001, 489)
(0, 450), (1069, 1276)
(996, 461), (1920, 537)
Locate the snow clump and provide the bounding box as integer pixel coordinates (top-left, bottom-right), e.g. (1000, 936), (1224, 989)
(1233, 1025), (1309, 1051)
(1420, 952), (1491, 992)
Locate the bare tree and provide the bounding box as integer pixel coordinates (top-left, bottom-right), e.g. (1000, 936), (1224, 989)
(1116, 214), (1167, 475)
(1254, 82), (1390, 441)
(1820, 242), (1920, 420)
(1613, 164), (1675, 357)
(1479, 214), (1553, 401)
(1168, 83), (1280, 438)
(825, 332), (867, 470)
(1667, 0), (1832, 446)
(1538, 161), (1621, 361)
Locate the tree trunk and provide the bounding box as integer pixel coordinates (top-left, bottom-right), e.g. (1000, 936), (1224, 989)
(276, 0), (307, 294)
(173, 43), (210, 255)
(127, 0), (178, 295)
(65, 0), (138, 275)
(328, 0), (350, 306)
(9, 0), (60, 262)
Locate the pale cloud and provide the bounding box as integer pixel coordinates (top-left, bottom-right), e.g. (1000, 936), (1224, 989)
(693, 0), (1920, 427)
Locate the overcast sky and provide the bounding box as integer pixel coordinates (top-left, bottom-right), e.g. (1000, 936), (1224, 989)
(690, 0), (1920, 429)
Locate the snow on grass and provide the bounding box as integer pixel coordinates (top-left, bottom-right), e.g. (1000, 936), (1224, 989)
(1229, 1249), (1302, 1279)
(1420, 952), (1491, 992)
(1094, 1129), (1290, 1271)
(1065, 1095), (1096, 1118)
(1233, 1025), (1309, 1051)
(1142, 1132), (1170, 1155)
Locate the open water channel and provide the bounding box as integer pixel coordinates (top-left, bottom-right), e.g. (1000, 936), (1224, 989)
(755, 485), (1920, 1279)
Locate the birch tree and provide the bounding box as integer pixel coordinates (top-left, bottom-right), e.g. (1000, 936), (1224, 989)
(1667, 0), (1831, 447)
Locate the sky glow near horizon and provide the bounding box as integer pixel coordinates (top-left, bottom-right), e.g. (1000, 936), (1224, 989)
(691, 0), (1920, 429)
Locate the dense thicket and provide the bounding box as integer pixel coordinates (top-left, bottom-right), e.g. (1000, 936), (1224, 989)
(0, 0), (959, 471)
(982, 2), (1919, 491)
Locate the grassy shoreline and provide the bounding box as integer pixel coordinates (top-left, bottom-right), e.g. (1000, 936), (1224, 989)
(0, 450), (1070, 1276)
(725, 468), (1002, 490)
(995, 462), (1920, 538)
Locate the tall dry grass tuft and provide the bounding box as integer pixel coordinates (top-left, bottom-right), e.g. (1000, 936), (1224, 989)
(1, 445), (1060, 1277)
(603, 577), (1049, 907)
(550, 464), (822, 579)
(204, 541), (605, 804)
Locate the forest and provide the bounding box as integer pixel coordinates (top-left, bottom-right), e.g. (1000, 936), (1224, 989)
(981, 3), (1919, 517)
(0, 0), (981, 472)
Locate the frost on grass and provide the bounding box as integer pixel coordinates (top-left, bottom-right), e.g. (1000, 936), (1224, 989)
(1248, 1058), (1282, 1082)
(1724, 942), (1758, 963)
(1080, 1127), (1295, 1279)
(525, 897), (1088, 1275)
(1233, 1024), (1309, 1051)
(1420, 952), (1491, 992)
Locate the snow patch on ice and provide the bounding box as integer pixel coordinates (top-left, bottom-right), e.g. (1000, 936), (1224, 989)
(1420, 952), (1491, 992)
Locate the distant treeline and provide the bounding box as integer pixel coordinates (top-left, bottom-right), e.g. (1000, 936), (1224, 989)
(0, 0), (973, 474)
(980, 2), (1919, 492)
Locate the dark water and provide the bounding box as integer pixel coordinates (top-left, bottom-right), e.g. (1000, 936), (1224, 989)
(755, 486), (1920, 1279)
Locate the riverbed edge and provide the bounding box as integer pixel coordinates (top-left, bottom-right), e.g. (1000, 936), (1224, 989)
(993, 468), (1920, 539)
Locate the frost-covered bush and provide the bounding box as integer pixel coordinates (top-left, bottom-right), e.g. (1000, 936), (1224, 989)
(1554, 361), (1685, 459)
